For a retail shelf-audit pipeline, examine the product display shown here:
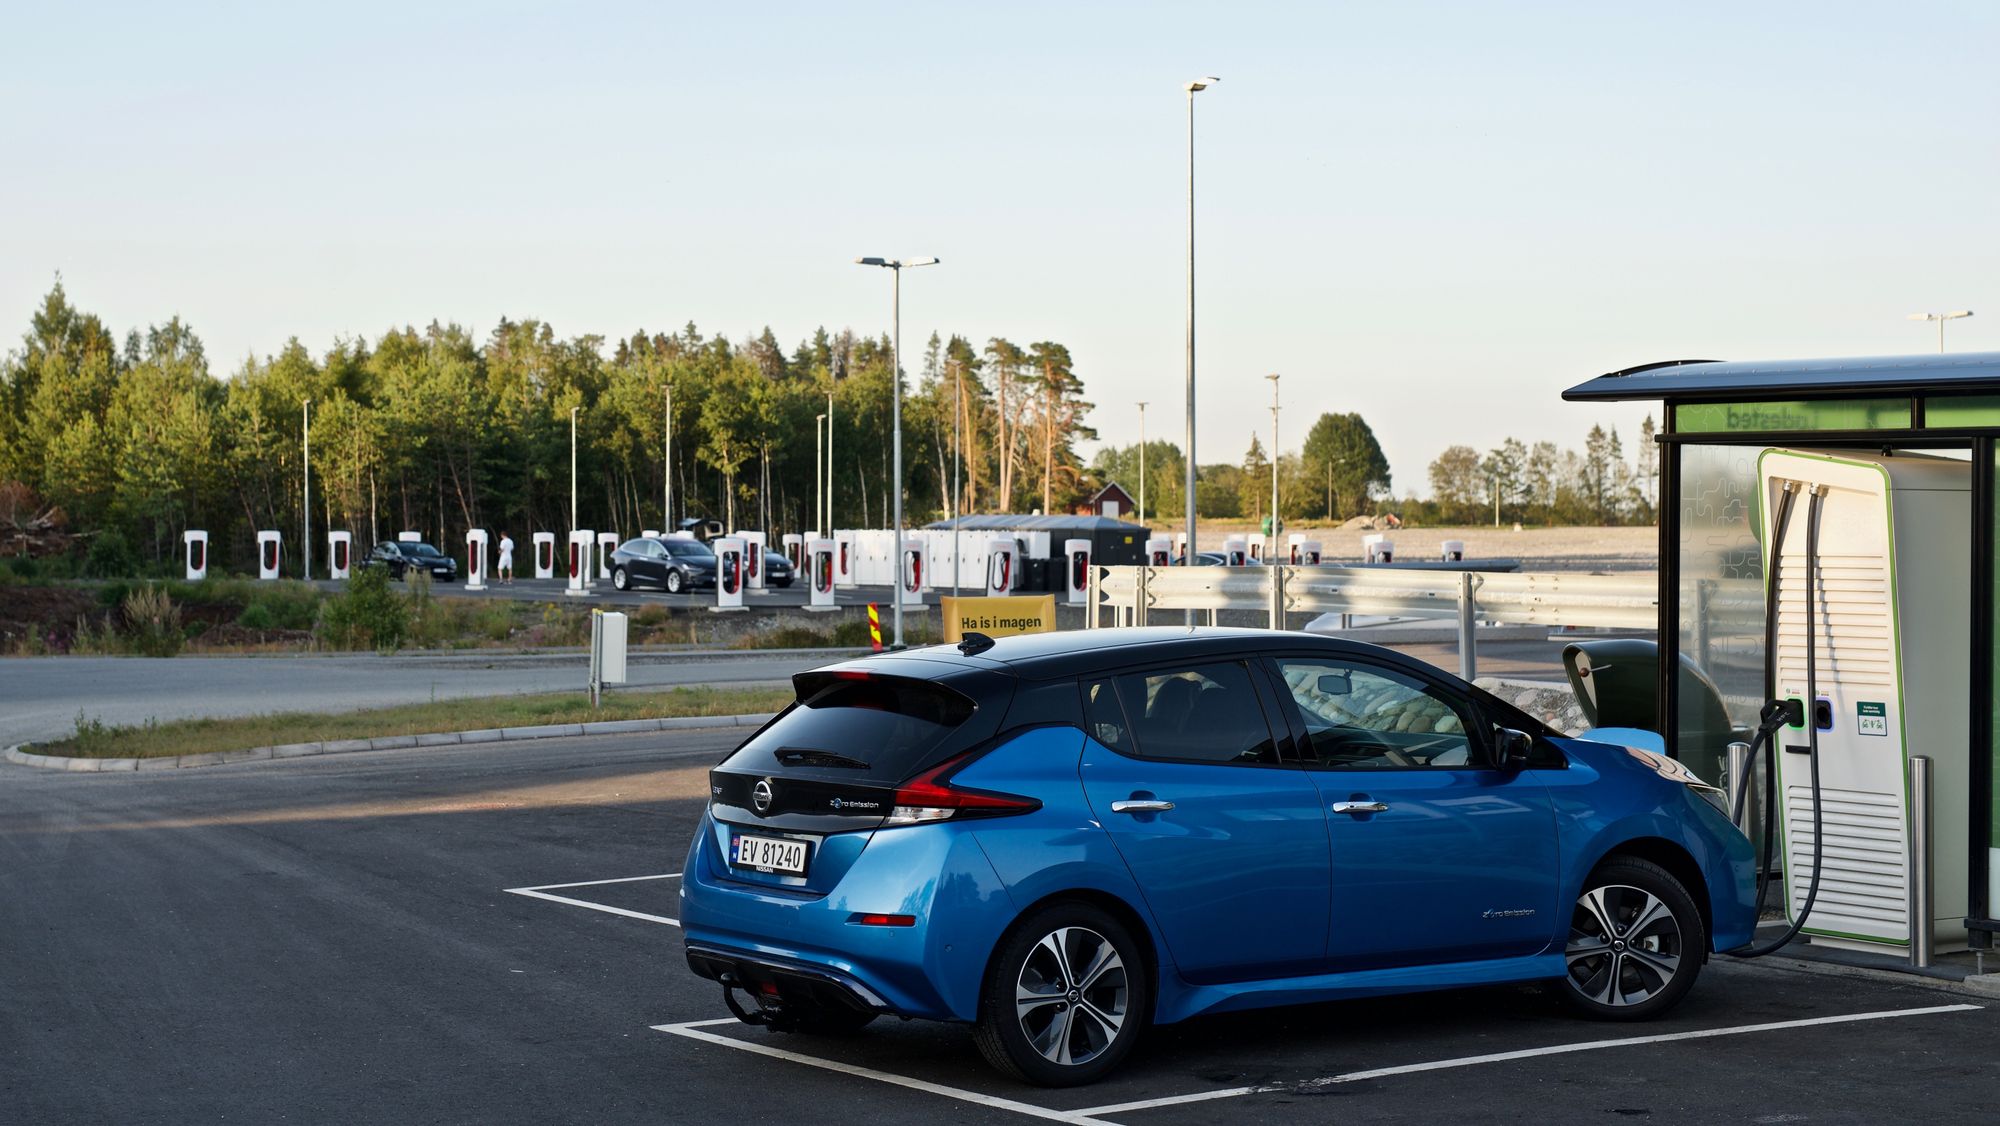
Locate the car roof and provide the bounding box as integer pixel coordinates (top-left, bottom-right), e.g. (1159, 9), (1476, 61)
(823, 626), (1420, 682)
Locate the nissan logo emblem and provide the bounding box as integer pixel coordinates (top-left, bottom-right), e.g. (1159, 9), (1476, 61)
(752, 779), (774, 815)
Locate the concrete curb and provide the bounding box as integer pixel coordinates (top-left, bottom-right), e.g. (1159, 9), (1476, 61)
(0, 712), (777, 773)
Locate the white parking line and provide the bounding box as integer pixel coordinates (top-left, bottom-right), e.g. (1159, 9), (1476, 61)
(503, 873), (682, 927)
(652, 1019), (1120, 1126)
(1071, 1003), (1984, 1118)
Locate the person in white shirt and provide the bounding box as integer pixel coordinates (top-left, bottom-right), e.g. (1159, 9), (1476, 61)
(497, 532), (515, 584)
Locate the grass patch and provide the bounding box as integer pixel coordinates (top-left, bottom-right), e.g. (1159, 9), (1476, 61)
(38, 684), (794, 759)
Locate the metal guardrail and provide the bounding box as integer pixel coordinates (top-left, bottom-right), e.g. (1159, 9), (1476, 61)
(1089, 564), (1658, 678)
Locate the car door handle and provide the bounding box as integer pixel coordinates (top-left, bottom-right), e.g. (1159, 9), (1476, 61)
(1110, 800), (1175, 814)
(1331, 801), (1388, 816)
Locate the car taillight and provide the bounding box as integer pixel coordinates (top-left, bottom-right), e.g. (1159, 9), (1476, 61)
(882, 755), (1039, 826)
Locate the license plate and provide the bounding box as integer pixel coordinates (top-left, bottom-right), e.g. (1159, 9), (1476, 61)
(730, 833), (809, 876)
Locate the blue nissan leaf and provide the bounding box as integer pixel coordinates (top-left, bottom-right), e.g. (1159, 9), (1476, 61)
(680, 627), (1757, 1086)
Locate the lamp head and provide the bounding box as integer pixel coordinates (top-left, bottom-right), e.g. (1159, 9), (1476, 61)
(1186, 76), (1220, 92)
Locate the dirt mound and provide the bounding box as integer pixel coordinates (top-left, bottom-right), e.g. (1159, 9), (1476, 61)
(1337, 515), (1379, 531)
(0, 585), (101, 652)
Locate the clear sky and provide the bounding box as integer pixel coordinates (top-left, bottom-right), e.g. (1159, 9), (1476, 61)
(4, 1), (1996, 496)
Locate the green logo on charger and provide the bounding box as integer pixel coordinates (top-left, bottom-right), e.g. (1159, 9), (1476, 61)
(1857, 701), (1888, 737)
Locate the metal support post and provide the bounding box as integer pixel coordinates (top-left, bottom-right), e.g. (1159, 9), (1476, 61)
(1910, 754), (1934, 968)
(1456, 570), (1479, 681)
(1725, 741), (1751, 832)
(1085, 562), (1099, 629)
(1268, 563), (1285, 630)
(587, 609), (603, 710)
(1135, 563), (1149, 628)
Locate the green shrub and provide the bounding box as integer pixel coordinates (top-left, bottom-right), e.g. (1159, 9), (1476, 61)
(84, 532), (138, 577)
(122, 584), (184, 657)
(317, 566), (408, 651)
(236, 603), (276, 630)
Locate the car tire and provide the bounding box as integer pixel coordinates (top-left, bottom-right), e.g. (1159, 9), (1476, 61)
(1558, 857), (1706, 1021)
(666, 569), (685, 594)
(974, 902), (1149, 1087)
(612, 566), (629, 592)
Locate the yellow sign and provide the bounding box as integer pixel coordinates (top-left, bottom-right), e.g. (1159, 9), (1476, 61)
(939, 595), (1057, 643)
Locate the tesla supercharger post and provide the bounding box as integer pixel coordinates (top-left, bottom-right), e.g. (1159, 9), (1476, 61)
(712, 536), (747, 611)
(533, 532), (555, 579)
(782, 533), (803, 570)
(1248, 538), (1264, 563)
(1064, 538), (1092, 606)
(566, 530), (593, 596)
(1364, 534), (1395, 563)
(834, 531), (858, 588)
(596, 533), (618, 581)
(1223, 536), (1248, 567)
(1287, 532), (1307, 564)
(805, 538), (836, 611)
(399, 531), (421, 543)
(328, 531), (352, 579)
(465, 529), (489, 591)
(257, 531), (283, 580)
(183, 530), (208, 581)
(1441, 539), (1465, 562)
(1145, 536), (1172, 567)
(642, 529), (660, 539)
(898, 541), (927, 608)
(1302, 539), (1324, 565)
(740, 531), (768, 591)
(986, 538), (1018, 596)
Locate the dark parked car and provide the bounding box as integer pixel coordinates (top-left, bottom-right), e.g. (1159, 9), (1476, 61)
(762, 550), (795, 589)
(362, 540), (458, 581)
(610, 536), (718, 594)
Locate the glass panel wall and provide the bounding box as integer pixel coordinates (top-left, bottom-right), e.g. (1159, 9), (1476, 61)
(1677, 444), (1767, 786)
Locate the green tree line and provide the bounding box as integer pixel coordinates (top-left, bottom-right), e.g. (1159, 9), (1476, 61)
(0, 282), (1101, 570)
(1420, 419), (1659, 526)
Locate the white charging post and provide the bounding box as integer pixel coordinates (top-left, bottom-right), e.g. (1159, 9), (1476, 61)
(1302, 539), (1323, 565)
(257, 531), (283, 580)
(712, 536), (747, 612)
(986, 538), (1018, 595)
(642, 529), (660, 539)
(328, 531), (353, 579)
(1065, 538), (1093, 605)
(834, 531), (858, 588)
(398, 531), (421, 543)
(898, 540), (926, 608)
(806, 538), (837, 611)
(533, 532), (556, 579)
(1441, 539), (1465, 562)
(595, 533), (618, 581)
(465, 529), (489, 591)
(1145, 536), (1172, 567)
(781, 533), (804, 570)
(587, 608), (628, 709)
(566, 530), (593, 596)
(1365, 534), (1396, 563)
(740, 531), (768, 590)
(1287, 532), (1307, 564)
(1223, 536), (1248, 567)
(183, 530), (209, 581)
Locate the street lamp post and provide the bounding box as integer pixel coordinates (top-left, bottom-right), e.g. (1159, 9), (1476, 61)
(569, 406), (580, 534)
(855, 255), (940, 649)
(1136, 401), (1148, 526)
(814, 413), (826, 537)
(952, 360), (963, 597)
(1265, 375), (1280, 557)
(302, 398), (311, 581)
(1184, 76), (1218, 613)
(826, 389), (835, 536)
(1909, 310), (1973, 353)
(663, 384), (673, 532)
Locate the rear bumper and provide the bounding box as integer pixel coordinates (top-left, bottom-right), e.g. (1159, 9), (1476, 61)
(684, 943), (888, 1014)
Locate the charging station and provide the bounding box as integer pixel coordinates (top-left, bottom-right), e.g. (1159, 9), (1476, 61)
(1223, 536), (1248, 567)
(533, 532), (555, 579)
(595, 532), (618, 581)
(782, 533), (804, 570)
(1563, 351), (2000, 958)
(834, 531), (857, 588)
(897, 541), (926, 608)
(1301, 539), (1323, 565)
(1441, 539), (1465, 562)
(712, 536), (747, 611)
(1175, 532), (1189, 562)
(806, 538), (836, 611)
(183, 530), (208, 581)
(257, 531), (283, 580)
(1146, 536), (1172, 567)
(328, 531), (352, 580)
(399, 531), (421, 543)
(739, 531), (767, 591)
(986, 538), (1017, 595)
(1064, 538), (1092, 605)
(1364, 534), (1394, 563)
(465, 529), (489, 591)
(566, 530), (592, 596)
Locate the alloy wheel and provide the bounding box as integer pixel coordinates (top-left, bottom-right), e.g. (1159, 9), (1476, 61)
(1565, 883), (1684, 1007)
(1014, 927), (1128, 1067)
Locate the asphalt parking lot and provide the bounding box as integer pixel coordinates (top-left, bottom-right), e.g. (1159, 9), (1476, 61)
(6, 731), (1993, 1124)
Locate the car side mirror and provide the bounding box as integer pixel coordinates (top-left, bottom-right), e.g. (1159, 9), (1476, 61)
(1316, 672), (1352, 696)
(1494, 727), (1534, 771)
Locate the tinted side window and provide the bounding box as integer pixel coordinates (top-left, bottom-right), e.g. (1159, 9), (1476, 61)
(1085, 660), (1276, 765)
(1273, 658), (1477, 769)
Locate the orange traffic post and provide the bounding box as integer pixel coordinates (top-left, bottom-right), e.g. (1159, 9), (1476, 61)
(868, 602), (882, 651)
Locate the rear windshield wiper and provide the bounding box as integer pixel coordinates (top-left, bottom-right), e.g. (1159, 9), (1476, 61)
(774, 747), (872, 770)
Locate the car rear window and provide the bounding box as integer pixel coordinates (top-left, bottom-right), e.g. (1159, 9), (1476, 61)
(722, 674), (984, 783)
